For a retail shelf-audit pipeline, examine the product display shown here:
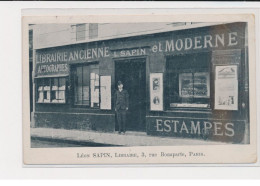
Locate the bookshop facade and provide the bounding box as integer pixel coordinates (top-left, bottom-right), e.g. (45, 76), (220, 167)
(33, 22), (249, 143)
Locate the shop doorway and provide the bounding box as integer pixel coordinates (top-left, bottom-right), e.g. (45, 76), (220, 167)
(115, 58), (146, 132)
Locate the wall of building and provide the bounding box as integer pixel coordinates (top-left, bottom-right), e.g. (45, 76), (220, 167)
(32, 22), (223, 49)
(32, 22), (248, 143)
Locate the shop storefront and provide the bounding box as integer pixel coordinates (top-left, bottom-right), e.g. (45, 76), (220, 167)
(32, 22), (249, 143)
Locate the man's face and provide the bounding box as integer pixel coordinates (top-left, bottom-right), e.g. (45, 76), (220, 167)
(118, 84), (123, 90)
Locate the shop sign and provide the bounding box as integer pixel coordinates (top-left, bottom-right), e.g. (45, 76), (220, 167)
(151, 31), (240, 54)
(113, 48), (147, 58)
(35, 24), (244, 77)
(146, 117), (245, 143)
(36, 63), (69, 77)
(36, 30), (239, 66)
(36, 47), (110, 63)
(35, 47), (110, 77)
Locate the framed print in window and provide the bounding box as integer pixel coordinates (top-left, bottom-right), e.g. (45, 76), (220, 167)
(150, 73), (163, 111)
(179, 72), (210, 99)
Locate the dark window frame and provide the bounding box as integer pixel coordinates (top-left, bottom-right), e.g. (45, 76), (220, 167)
(70, 62), (100, 109)
(29, 29), (33, 60)
(166, 52), (212, 110)
(36, 77), (67, 104)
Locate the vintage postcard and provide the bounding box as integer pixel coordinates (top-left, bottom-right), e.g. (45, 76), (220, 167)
(22, 11), (257, 165)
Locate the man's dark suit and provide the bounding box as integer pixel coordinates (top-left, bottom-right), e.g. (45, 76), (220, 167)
(114, 89), (129, 133)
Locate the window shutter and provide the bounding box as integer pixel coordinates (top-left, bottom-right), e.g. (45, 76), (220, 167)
(76, 24), (86, 41)
(89, 23), (98, 39)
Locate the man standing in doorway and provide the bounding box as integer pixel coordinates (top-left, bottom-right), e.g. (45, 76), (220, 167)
(115, 81), (129, 134)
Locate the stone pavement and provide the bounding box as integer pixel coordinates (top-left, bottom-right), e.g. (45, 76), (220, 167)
(30, 127), (227, 146)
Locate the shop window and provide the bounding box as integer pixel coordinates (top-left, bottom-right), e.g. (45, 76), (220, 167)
(166, 53), (211, 109)
(72, 64), (100, 108)
(37, 77), (66, 103)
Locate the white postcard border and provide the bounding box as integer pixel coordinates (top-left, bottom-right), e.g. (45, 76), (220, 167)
(22, 12), (257, 165)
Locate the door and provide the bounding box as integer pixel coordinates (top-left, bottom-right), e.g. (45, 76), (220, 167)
(115, 58), (146, 131)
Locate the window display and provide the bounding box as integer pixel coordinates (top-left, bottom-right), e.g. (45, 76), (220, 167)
(51, 77), (66, 103)
(37, 77), (66, 103)
(73, 64), (100, 107)
(179, 72), (210, 98)
(167, 53), (210, 109)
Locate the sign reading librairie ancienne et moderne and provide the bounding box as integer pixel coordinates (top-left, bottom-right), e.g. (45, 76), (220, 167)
(35, 28), (243, 77)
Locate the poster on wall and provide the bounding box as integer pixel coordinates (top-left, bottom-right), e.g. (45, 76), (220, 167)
(150, 73), (163, 111)
(100, 76), (111, 110)
(215, 65), (238, 110)
(90, 73), (100, 107)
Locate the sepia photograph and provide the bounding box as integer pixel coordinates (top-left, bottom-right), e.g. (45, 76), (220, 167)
(22, 13), (257, 164)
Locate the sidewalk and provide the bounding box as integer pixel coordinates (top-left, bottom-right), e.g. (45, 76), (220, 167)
(30, 127), (228, 146)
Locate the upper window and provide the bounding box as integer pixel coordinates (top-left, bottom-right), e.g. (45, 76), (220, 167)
(89, 23), (98, 39)
(76, 24), (86, 41)
(166, 53), (211, 109)
(71, 64), (100, 108)
(37, 77), (66, 103)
